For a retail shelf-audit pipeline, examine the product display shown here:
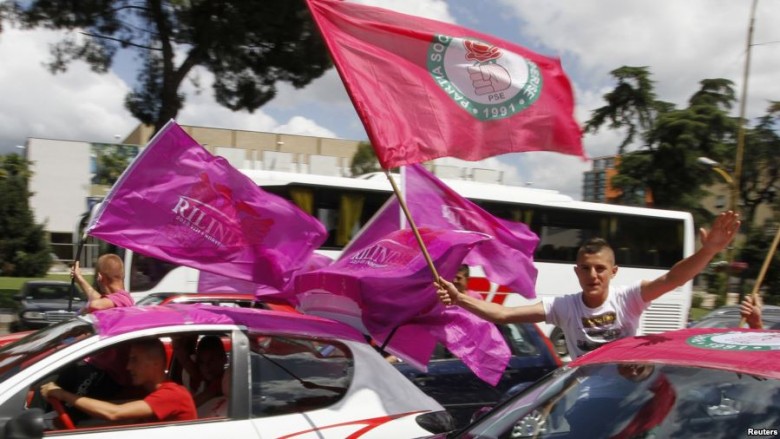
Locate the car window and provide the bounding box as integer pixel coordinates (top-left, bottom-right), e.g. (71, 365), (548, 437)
(427, 323), (540, 361)
(249, 334), (352, 417)
(467, 363), (780, 439)
(27, 330), (231, 432)
(500, 323), (540, 356)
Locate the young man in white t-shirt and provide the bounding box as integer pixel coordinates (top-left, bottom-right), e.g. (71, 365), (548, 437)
(437, 210), (740, 360)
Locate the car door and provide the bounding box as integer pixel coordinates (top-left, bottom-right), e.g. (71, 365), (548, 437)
(394, 323), (559, 427)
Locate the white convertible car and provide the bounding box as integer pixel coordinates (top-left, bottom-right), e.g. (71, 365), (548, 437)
(0, 305), (452, 438)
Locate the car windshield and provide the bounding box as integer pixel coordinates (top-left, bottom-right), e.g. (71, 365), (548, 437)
(460, 362), (780, 439)
(25, 283), (77, 300)
(0, 318), (95, 383)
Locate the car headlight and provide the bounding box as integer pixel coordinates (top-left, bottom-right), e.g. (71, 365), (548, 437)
(22, 311), (46, 320)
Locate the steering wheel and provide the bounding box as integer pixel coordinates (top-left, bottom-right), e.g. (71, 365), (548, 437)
(47, 398), (76, 430)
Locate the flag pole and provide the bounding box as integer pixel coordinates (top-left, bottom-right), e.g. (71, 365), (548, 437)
(384, 169), (441, 283)
(68, 231), (87, 312)
(739, 225), (780, 327)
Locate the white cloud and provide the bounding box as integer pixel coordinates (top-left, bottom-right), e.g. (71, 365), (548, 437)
(0, 27), (134, 152)
(274, 116), (337, 138)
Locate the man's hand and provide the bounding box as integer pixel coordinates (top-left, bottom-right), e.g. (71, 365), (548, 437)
(740, 295), (763, 329)
(41, 382), (64, 400)
(436, 279), (461, 306)
(699, 211), (740, 253)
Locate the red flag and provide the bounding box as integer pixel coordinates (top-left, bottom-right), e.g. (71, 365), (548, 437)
(306, 0), (585, 168)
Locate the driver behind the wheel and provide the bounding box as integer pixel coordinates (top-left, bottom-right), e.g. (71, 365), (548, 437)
(41, 337), (196, 427)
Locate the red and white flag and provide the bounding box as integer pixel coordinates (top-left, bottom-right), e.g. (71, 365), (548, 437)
(306, 0), (585, 168)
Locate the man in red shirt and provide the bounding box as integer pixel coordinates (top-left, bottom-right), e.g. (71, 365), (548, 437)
(42, 338), (197, 424)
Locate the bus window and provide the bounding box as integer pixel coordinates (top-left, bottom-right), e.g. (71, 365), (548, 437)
(129, 253), (178, 292)
(609, 215), (683, 268)
(264, 184), (390, 250)
(531, 208), (608, 263)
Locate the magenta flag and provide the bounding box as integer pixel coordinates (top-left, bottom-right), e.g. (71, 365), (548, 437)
(342, 165), (539, 298)
(198, 253), (334, 305)
(306, 0), (585, 169)
(87, 120), (327, 290)
(295, 227), (511, 385)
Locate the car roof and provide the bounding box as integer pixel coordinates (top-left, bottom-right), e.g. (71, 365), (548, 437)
(166, 292), (256, 301)
(91, 304), (365, 342)
(569, 328), (780, 379)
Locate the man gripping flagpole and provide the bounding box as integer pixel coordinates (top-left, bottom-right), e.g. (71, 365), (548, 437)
(304, 0), (585, 382)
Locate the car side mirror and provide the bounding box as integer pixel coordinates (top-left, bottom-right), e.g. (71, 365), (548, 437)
(12, 294), (23, 302)
(1, 408), (45, 439)
(416, 410), (456, 434)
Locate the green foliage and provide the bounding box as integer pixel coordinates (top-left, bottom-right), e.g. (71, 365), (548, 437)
(91, 144), (139, 186)
(584, 66), (665, 154)
(734, 101), (780, 228)
(350, 142), (381, 176)
(740, 226), (780, 300)
(0, 155), (51, 277)
(10, 0), (332, 132)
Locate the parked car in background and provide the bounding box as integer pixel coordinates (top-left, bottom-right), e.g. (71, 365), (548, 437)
(0, 305), (453, 438)
(424, 327), (780, 438)
(9, 280), (85, 332)
(691, 304), (780, 329)
(394, 322), (561, 428)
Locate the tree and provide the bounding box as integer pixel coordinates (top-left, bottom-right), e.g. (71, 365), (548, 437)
(350, 142), (381, 176)
(0, 154), (51, 276)
(739, 225), (780, 302)
(609, 79), (738, 224)
(8, 0), (332, 132)
(92, 144), (139, 186)
(734, 101), (780, 228)
(584, 66), (671, 154)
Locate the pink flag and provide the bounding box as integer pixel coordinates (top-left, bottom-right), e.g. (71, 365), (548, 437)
(198, 253), (334, 305)
(342, 165), (539, 298)
(87, 120), (327, 290)
(295, 227), (511, 385)
(306, 0), (585, 169)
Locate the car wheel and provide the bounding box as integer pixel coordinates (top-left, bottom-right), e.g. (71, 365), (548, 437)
(550, 328), (568, 358)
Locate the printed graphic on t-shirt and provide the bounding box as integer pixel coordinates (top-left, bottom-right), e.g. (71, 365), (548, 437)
(577, 311), (622, 353)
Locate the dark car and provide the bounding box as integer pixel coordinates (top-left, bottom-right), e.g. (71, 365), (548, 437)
(394, 322), (561, 428)
(425, 327), (780, 439)
(691, 304), (780, 329)
(10, 280), (85, 332)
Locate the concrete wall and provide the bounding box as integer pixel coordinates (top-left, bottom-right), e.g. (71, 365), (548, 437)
(27, 138), (92, 233)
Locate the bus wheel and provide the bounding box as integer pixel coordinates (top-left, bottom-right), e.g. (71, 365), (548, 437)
(550, 327), (568, 358)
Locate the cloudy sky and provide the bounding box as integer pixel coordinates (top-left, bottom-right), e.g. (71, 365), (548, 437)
(1, 0), (778, 199)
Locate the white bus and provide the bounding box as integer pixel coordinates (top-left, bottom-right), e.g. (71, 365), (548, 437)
(118, 169), (695, 353)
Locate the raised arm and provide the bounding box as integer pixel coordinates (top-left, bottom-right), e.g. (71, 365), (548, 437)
(641, 211), (740, 302)
(436, 279), (545, 324)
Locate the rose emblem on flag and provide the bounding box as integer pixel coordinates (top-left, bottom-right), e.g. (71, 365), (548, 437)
(464, 40), (501, 63)
(427, 35), (543, 121)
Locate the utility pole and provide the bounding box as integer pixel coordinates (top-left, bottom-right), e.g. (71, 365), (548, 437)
(731, 0), (758, 216)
